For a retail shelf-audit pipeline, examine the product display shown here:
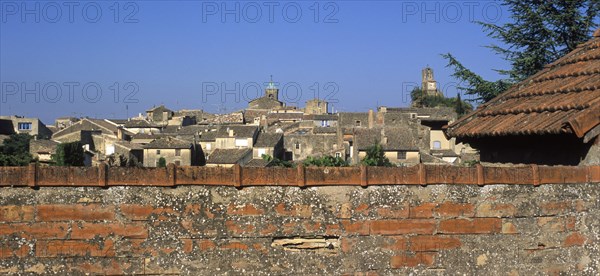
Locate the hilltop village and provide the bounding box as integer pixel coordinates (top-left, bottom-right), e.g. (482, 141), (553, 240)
(0, 68), (478, 168)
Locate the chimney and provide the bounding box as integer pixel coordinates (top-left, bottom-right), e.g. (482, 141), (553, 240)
(368, 109), (374, 129)
(117, 126), (124, 140)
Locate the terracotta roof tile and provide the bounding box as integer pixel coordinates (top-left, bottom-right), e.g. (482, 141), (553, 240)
(447, 31), (600, 139)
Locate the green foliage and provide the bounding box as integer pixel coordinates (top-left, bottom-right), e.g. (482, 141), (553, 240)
(0, 134), (33, 166)
(303, 156), (348, 167)
(361, 143), (392, 167)
(52, 141), (84, 166)
(157, 157), (167, 168)
(443, 0), (599, 102)
(410, 87), (473, 116)
(261, 154), (295, 168)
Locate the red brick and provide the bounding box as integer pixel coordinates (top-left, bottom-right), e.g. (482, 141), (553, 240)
(183, 204), (202, 216)
(564, 233), (586, 247)
(435, 202), (475, 218)
(181, 239), (193, 253)
(303, 221), (322, 233)
(259, 224), (278, 236)
(409, 235), (461, 251)
(37, 204), (115, 221)
(36, 240), (115, 257)
(376, 206), (409, 219)
(227, 204), (264, 216)
(198, 239), (216, 250)
(225, 220), (255, 236)
(409, 203), (437, 218)
(355, 203), (369, 215)
(0, 223), (69, 239)
(370, 219), (435, 235)
(438, 218), (501, 234)
(340, 237), (357, 253)
(383, 236), (407, 251)
(390, 252), (435, 268)
(0, 244), (29, 259)
(274, 203), (311, 218)
(0, 206), (34, 222)
(537, 217), (572, 233)
(220, 241), (249, 250)
(325, 223), (342, 236)
(341, 220), (370, 236)
(71, 223), (148, 239)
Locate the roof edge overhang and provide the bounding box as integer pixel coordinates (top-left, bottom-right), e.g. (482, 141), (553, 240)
(566, 105), (600, 138)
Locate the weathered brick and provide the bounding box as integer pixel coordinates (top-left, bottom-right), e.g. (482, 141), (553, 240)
(341, 237), (358, 253)
(225, 220), (255, 236)
(341, 220), (370, 236)
(438, 218), (501, 234)
(383, 236), (407, 251)
(0, 206), (34, 222)
(540, 201), (572, 216)
(120, 204), (177, 221)
(409, 235), (461, 251)
(274, 203), (312, 218)
(476, 203), (516, 218)
(36, 240), (115, 257)
(502, 221), (519, 234)
(435, 202), (475, 218)
(71, 223), (148, 239)
(390, 252), (435, 268)
(227, 204), (264, 216)
(563, 233), (586, 247)
(37, 204), (115, 221)
(370, 220), (435, 235)
(0, 223), (69, 239)
(376, 206), (409, 219)
(409, 203), (437, 218)
(537, 217), (572, 233)
(0, 244), (29, 259)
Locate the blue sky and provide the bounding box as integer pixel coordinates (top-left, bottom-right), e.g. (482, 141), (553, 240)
(1, 1), (512, 123)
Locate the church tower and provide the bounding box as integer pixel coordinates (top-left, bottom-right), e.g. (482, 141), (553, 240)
(421, 67), (441, 96)
(265, 75), (279, 100)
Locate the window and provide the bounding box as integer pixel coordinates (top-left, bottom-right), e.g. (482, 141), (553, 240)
(175, 161), (181, 166)
(156, 150), (161, 155)
(295, 142), (301, 150)
(18, 122), (32, 130)
(335, 152), (341, 158)
(321, 120), (329, 127)
(235, 139), (249, 147)
(258, 148), (266, 157)
(175, 149), (181, 156)
(433, 141), (442, 149)
(355, 120), (361, 127)
(397, 151), (407, 160)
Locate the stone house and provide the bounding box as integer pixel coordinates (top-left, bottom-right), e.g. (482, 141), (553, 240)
(284, 128), (341, 161)
(252, 133), (283, 159)
(304, 98), (329, 115)
(146, 105), (174, 124)
(353, 127), (421, 165)
(29, 139), (59, 164)
(143, 137), (196, 167)
(214, 125), (259, 149)
(248, 80), (285, 110)
(0, 116), (52, 139)
(446, 29), (600, 165)
(205, 148), (252, 167)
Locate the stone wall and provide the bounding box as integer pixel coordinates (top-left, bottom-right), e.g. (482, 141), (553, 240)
(0, 165), (599, 275)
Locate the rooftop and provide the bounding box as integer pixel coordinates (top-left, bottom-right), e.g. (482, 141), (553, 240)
(447, 30), (600, 140)
(207, 148), (252, 164)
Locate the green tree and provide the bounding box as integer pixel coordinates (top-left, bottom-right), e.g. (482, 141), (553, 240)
(52, 141), (84, 166)
(361, 143), (392, 167)
(303, 156), (348, 167)
(261, 154), (295, 168)
(410, 87), (473, 116)
(157, 157), (167, 168)
(0, 134), (33, 166)
(444, 0), (599, 102)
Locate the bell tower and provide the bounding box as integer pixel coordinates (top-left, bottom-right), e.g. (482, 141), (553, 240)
(421, 67), (440, 96)
(265, 75), (279, 100)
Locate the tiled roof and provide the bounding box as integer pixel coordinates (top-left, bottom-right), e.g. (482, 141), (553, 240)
(143, 137), (191, 149)
(207, 148), (251, 164)
(354, 127), (420, 151)
(303, 114), (338, 121)
(121, 120), (161, 128)
(313, 127), (337, 134)
(146, 105), (173, 113)
(215, 125), (259, 139)
(53, 118), (132, 138)
(200, 112), (244, 125)
(244, 158), (272, 167)
(447, 30), (600, 139)
(254, 133), (282, 147)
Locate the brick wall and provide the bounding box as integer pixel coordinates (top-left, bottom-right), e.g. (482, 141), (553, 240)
(0, 165), (599, 274)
